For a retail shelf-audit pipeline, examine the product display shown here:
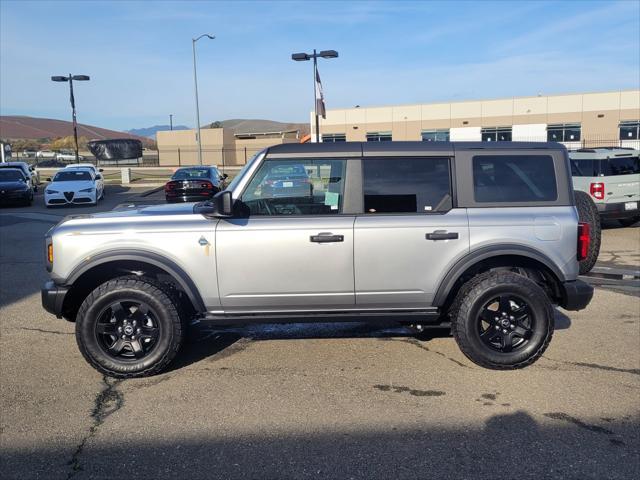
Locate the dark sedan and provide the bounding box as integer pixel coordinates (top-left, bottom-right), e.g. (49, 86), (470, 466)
(165, 166), (227, 203)
(0, 168), (33, 206)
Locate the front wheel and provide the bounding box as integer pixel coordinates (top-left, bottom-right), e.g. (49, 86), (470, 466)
(76, 276), (185, 378)
(450, 271), (554, 369)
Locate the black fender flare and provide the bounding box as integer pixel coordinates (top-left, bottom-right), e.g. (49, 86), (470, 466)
(63, 249), (206, 312)
(432, 244), (567, 307)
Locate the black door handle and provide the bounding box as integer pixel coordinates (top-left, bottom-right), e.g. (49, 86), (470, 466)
(426, 230), (459, 241)
(310, 232), (344, 243)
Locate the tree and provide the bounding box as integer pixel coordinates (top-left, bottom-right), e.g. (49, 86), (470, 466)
(209, 121), (223, 129)
(50, 135), (90, 151)
(8, 138), (41, 151)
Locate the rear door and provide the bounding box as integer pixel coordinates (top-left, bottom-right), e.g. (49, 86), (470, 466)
(354, 150), (470, 308)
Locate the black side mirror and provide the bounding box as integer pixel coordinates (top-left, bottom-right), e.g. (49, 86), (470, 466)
(214, 190), (233, 216)
(99, 168), (104, 172)
(222, 173), (229, 179)
(46, 177), (52, 182)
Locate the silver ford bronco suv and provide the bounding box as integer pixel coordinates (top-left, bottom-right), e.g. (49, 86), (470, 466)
(42, 142), (594, 378)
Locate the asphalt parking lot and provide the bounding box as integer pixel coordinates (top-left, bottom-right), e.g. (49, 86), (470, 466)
(1, 185), (639, 479)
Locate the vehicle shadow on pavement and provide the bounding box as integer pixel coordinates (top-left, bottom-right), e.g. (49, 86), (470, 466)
(167, 311), (572, 373)
(2, 410), (636, 479)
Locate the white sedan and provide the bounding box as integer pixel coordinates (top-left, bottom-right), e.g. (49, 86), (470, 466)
(44, 168), (104, 207)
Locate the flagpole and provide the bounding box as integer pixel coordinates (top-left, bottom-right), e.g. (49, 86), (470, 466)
(313, 49), (320, 143)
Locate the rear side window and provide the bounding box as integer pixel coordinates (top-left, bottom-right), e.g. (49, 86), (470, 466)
(570, 159), (600, 177)
(601, 156), (640, 176)
(472, 155), (557, 203)
(363, 158), (452, 214)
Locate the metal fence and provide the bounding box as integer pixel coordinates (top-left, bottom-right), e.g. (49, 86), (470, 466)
(11, 138), (639, 168)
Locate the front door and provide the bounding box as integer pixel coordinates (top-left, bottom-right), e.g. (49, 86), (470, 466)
(216, 157), (355, 312)
(354, 156), (470, 307)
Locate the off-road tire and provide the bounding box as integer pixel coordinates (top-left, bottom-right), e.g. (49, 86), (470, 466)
(76, 276), (185, 378)
(450, 271), (554, 369)
(574, 190), (601, 274)
(619, 216), (639, 228)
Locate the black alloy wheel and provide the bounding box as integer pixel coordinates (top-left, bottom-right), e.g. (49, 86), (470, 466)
(477, 294), (533, 353)
(95, 300), (160, 360)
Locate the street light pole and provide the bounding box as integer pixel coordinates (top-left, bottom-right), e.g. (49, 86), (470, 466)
(312, 50), (319, 143)
(169, 114), (173, 131)
(192, 33), (215, 165)
(291, 49), (338, 143)
(51, 74), (90, 163)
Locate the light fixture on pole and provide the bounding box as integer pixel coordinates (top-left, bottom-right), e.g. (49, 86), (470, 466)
(51, 74), (90, 163)
(291, 49), (338, 142)
(192, 33), (215, 165)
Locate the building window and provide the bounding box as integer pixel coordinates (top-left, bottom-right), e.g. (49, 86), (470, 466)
(547, 124), (581, 142)
(322, 133), (346, 143)
(619, 121), (640, 140)
(421, 129), (450, 142)
(366, 131), (392, 142)
(481, 127), (512, 142)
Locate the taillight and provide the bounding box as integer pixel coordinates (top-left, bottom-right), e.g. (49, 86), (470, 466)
(164, 181), (176, 192)
(590, 182), (604, 200)
(201, 181), (213, 189)
(577, 222), (590, 261)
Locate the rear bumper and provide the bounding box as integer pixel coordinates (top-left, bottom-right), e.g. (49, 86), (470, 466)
(41, 280), (69, 318)
(597, 201), (639, 220)
(559, 279), (594, 311)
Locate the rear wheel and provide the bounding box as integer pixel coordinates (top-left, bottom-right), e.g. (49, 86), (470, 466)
(574, 190), (601, 274)
(75, 276), (185, 378)
(450, 271), (554, 369)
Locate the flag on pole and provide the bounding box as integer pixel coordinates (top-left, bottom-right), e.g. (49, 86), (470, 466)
(315, 68), (326, 119)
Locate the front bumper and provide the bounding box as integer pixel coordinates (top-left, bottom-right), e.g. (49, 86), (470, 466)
(0, 190), (31, 203)
(559, 279), (594, 311)
(597, 200), (639, 220)
(41, 280), (69, 318)
(45, 191), (96, 206)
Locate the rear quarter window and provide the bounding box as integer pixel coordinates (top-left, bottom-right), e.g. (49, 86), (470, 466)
(601, 156), (640, 176)
(472, 155), (557, 203)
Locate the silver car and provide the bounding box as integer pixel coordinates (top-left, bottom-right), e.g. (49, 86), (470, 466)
(42, 142), (593, 377)
(570, 147), (640, 226)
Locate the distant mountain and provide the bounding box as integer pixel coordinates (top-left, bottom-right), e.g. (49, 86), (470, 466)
(207, 119), (309, 135)
(0, 115), (149, 143)
(127, 124), (189, 138)
(125, 119), (310, 139)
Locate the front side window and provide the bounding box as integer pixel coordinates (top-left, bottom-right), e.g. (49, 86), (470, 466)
(482, 127), (512, 142)
(619, 121), (640, 140)
(241, 158), (346, 215)
(366, 131), (392, 142)
(547, 124), (581, 142)
(322, 133), (346, 143)
(363, 158), (452, 214)
(601, 156), (640, 176)
(473, 155), (557, 203)
(421, 129), (450, 142)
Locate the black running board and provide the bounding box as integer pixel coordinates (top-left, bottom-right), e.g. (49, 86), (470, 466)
(201, 308), (442, 325)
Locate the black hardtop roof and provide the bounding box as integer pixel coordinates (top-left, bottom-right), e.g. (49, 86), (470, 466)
(266, 141), (566, 156)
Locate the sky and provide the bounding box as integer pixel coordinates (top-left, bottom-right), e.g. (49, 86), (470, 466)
(1, 0), (639, 131)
